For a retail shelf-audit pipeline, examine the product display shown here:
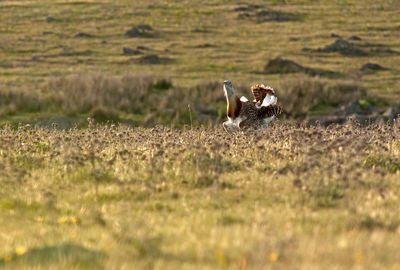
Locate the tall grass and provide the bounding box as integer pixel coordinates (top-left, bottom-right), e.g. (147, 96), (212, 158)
(278, 75), (366, 118)
(0, 121), (399, 269)
(1, 73), (367, 125)
(0, 86), (45, 115)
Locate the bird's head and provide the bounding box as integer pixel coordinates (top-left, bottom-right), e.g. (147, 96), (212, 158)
(223, 80), (235, 100)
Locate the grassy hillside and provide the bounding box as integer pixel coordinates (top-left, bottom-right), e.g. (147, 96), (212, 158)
(0, 121), (400, 269)
(1, 1), (400, 269)
(1, 0), (400, 125)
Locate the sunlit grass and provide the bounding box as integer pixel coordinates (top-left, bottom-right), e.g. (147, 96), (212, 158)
(0, 121), (399, 269)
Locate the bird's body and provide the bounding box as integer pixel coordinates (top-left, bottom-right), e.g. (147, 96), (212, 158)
(223, 80), (282, 131)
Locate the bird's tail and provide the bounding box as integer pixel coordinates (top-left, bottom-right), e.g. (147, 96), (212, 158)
(258, 105), (283, 118)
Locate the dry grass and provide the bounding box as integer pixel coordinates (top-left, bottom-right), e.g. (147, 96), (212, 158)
(1, 1), (400, 269)
(278, 76), (366, 117)
(0, 86), (45, 115)
(0, 121), (400, 269)
(1, 0), (400, 119)
(0, 73), (368, 126)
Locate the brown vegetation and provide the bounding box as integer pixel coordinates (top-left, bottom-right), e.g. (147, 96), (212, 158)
(0, 121), (399, 269)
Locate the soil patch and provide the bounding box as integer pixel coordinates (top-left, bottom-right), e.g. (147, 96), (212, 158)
(123, 47), (142, 55)
(125, 24), (154, 38)
(235, 5), (302, 23)
(304, 38), (400, 56)
(361, 63), (386, 72)
(264, 57), (340, 77)
(135, 54), (160, 64)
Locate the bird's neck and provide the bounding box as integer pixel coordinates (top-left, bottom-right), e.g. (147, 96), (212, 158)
(226, 95), (242, 119)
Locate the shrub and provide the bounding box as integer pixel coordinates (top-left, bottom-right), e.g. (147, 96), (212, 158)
(0, 86), (45, 115)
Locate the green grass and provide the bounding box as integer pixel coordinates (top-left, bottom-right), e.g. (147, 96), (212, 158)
(1, 1), (400, 269)
(1, 0), (400, 122)
(0, 122), (400, 269)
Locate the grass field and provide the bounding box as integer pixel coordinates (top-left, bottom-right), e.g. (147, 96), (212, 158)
(1, 0), (400, 125)
(1, 0), (400, 269)
(1, 121), (400, 269)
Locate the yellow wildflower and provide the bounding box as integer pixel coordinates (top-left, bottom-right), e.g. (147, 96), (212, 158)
(3, 255), (12, 262)
(69, 232), (76, 239)
(15, 247), (27, 256)
(353, 252), (363, 263)
(347, 230), (355, 238)
(215, 248), (227, 266)
(268, 252), (278, 262)
(36, 216), (44, 223)
(70, 217), (78, 224)
(238, 255), (247, 268)
(58, 217), (67, 224)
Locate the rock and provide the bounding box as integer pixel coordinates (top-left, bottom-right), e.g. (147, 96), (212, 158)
(136, 46), (150, 50)
(335, 100), (376, 116)
(289, 37), (299, 42)
(264, 57), (339, 77)
(310, 39), (398, 57)
(361, 63), (386, 72)
(237, 12), (251, 19)
(236, 8), (299, 23)
(330, 33), (341, 38)
(349, 35), (362, 41)
(191, 28), (208, 33)
(123, 47), (142, 55)
(75, 32), (92, 38)
(369, 47), (400, 55)
(46, 16), (55, 22)
(318, 39), (368, 56)
(234, 4), (262, 12)
(264, 57), (308, 74)
(125, 24), (154, 38)
(383, 105), (400, 120)
(135, 54), (160, 64)
(255, 10), (294, 22)
(195, 43), (216, 48)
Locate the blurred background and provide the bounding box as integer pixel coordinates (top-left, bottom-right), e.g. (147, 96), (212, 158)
(1, 0), (399, 128)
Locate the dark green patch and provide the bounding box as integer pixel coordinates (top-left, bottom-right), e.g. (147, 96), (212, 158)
(304, 181), (345, 208)
(364, 155), (400, 173)
(65, 168), (117, 184)
(153, 78), (172, 90)
(218, 215), (244, 226)
(0, 198), (42, 212)
(0, 243), (106, 269)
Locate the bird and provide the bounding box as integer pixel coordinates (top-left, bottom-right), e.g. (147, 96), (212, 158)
(222, 80), (282, 131)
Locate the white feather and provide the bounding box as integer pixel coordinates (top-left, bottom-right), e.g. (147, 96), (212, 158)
(269, 96), (277, 105)
(240, 96), (249, 102)
(261, 94), (271, 107)
(233, 116), (247, 127)
(263, 116), (275, 125)
(223, 116), (247, 132)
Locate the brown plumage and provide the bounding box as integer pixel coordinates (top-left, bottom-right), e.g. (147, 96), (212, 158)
(226, 96), (242, 119)
(223, 80), (282, 131)
(251, 84), (275, 106)
(238, 101), (282, 128)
